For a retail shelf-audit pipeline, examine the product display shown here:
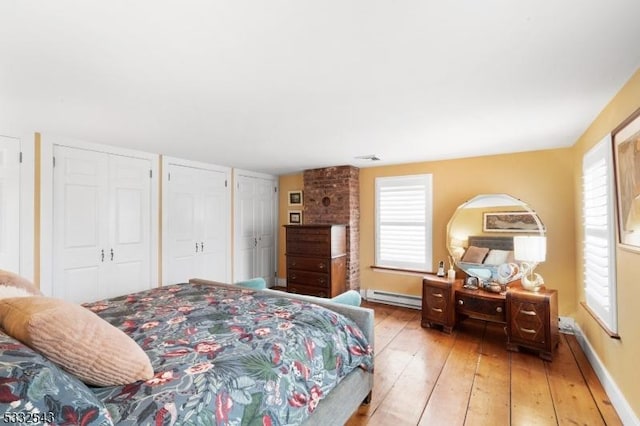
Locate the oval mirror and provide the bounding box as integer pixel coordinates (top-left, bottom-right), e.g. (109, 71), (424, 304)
(446, 194), (545, 285)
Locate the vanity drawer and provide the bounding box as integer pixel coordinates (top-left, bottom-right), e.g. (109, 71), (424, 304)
(456, 293), (506, 323)
(506, 286), (559, 361)
(421, 276), (456, 333)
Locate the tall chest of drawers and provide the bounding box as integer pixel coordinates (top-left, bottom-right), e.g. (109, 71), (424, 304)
(285, 224), (347, 298)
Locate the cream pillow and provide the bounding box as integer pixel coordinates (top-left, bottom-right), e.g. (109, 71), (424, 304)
(483, 249), (512, 266)
(0, 296), (153, 387)
(0, 269), (42, 297)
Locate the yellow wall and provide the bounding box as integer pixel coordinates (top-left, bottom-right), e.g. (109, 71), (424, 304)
(277, 174), (304, 277)
(572, 68), (640, 418)
(279, 147), (577, 315)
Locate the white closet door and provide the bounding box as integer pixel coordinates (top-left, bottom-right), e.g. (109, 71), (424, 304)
(165, 164), (199, 284)
(235, 175), (257, 282)
(197, 168), (229, 282)
(256, 179), (276, 286)
(233, 172), (277, 284)
(106, 154), (152, 298)
(53, 146), (108, 303)
(0, 136), (20, 273)
(163, 162), (230, 284)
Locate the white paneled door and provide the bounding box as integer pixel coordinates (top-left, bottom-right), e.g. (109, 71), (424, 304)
(163, 161), (231, 285)
(0, 136), (20, 273)
(53, 146), (152, 303)
(234, 171), (277, 286)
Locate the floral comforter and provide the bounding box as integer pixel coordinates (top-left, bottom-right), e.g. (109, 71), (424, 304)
(85, 283), (373, 425)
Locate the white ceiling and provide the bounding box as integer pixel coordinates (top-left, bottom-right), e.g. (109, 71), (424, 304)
(2, 1), (640, 175)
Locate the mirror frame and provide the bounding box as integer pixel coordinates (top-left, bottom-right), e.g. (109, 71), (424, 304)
(446, 194), (545, 283)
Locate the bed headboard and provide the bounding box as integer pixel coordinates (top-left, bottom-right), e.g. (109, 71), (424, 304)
(467, 235), (514, 251)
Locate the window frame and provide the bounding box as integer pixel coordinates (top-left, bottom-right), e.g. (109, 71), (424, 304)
(374, 174), (433, 272)
(582, 135), (618, 336)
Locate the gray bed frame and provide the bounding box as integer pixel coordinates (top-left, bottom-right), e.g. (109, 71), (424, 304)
(188, 278), (374, 425)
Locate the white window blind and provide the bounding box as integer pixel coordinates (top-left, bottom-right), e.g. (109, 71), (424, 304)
(375, 174), (433, 271)
(582, 135), (617, 333)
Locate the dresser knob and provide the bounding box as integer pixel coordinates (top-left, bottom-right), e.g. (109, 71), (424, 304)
(458, 300), (464, 305)
(318, 263), (325, 269)
(318, 279), (326, 284)
(496, 307), (503, 313)
(291, 275), (297, 280)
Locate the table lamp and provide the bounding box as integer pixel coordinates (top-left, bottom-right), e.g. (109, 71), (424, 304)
(513, 235), (546, 291)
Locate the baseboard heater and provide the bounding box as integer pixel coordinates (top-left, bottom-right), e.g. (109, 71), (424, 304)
(363, 289), (422, 309)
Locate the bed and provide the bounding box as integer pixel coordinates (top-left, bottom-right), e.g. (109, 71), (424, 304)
(0, 278), (374, 425)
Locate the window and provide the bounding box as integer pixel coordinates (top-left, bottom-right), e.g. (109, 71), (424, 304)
(375, 174), (433, 271)
(582, 135), (618, 334)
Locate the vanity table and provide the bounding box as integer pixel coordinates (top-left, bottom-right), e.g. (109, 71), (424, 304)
(426, 193), (558, 360)
(421, 275), (558, 360)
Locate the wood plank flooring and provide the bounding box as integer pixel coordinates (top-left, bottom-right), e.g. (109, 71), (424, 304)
(346, 301), (622, 426)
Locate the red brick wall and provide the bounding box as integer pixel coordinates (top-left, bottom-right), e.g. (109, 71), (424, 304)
(303, 165), (360, 290)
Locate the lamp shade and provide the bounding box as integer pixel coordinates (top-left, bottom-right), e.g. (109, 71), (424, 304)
(513, 236), (546, 262)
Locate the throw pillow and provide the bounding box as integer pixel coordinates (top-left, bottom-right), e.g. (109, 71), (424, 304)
(460, 246), (490, 264)
(0, 296), (153, 387)
(0, 269), (42, 297)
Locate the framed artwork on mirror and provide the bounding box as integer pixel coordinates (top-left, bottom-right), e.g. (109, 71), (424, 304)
(612, 107), (640, 251)
(483, 211), (541, 233)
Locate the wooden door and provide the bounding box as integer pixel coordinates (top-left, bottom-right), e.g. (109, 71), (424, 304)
(0, 136), (20, 273)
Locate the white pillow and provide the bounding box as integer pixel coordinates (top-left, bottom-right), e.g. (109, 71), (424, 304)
(483, 249), (511, 265)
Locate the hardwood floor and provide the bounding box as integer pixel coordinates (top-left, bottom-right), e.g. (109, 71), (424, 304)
(346, 301), (622, 426)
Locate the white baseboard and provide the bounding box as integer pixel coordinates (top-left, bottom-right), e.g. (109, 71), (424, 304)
(573, 323), (639, 425)
(558, 316), (576, 334)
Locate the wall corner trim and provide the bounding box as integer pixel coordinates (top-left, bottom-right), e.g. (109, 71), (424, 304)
(573, 323), (639, 425)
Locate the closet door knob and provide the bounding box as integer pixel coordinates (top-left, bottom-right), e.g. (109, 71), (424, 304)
(196, 242), (199, 253)
(101, 249), (105, 262)
(110, 248), (114, 261)
(200, 242), (204, 251)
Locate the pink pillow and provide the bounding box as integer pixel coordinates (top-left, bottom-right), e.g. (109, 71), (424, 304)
(461, 246), (490, 264)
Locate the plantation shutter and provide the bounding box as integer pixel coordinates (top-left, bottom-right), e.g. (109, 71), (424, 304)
(375, 174), (433, 271)
(582, 136), (617, 333)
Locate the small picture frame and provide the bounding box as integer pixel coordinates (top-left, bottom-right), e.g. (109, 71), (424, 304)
(288, 190), (303, 206)
(288, 210), (302, 225)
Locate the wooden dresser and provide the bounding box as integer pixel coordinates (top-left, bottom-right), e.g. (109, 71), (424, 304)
(421, 277), (559, 360)
(284, 224), (347, 298)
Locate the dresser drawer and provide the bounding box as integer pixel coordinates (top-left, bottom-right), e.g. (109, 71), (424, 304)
(287, 283), (330, 298)
(286, 241), (331, 257)
(287, 269), (330, 289)
(287, 256), (330, 273)
(456, 293), (506, 323)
